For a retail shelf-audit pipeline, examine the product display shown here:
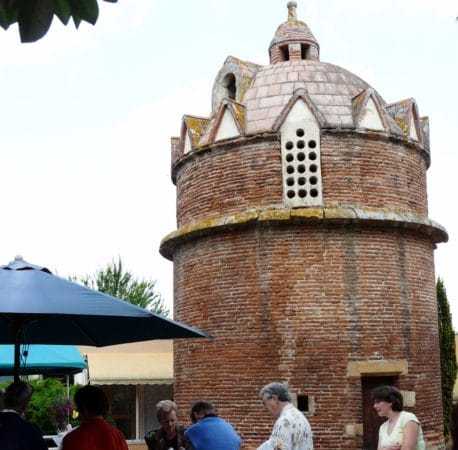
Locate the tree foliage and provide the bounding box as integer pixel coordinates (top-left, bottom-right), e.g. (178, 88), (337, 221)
(437, 277), (457, 439)
(0, 0), (118, 43)
(76, 258), (169, 317)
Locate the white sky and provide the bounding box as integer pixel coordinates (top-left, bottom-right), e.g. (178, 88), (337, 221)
(1, 1), (457, 325)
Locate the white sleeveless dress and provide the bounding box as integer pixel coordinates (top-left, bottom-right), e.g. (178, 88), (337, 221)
(378, 411), (426, 450)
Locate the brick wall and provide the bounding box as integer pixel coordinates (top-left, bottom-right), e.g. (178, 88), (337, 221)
(173, 226), (443, 449)
(175, 133), (428, 228)
(170, 130), (443, 449)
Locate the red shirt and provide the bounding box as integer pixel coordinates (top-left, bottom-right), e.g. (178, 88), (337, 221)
(62, 417), (128, 450)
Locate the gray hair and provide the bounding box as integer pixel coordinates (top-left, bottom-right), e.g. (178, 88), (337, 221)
(156, 399), (177, 419)
(259, 382), (292, 402)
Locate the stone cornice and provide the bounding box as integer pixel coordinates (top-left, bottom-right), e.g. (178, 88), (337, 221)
(160, 206), (448, 260)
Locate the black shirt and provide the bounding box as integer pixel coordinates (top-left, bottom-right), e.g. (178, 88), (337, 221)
(0, 411), (48, 450)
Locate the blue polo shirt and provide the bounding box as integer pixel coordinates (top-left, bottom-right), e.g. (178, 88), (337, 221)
(185, 415), (241, 450)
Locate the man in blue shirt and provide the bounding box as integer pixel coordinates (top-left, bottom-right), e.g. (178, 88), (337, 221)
(185, 401), (241, 450)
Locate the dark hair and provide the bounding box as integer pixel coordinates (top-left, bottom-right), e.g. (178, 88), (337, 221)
(4, 381), (32, 412)
(74, 385), (109, 417)
(190, 401), (215, 422)
(371, 385), (403, 412)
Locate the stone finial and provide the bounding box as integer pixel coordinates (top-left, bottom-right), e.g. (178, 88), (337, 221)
(287, 1), (298, 21)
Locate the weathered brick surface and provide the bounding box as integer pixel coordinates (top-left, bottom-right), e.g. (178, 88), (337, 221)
(173, 226), (444, 449)
(175, 133), (428, 227)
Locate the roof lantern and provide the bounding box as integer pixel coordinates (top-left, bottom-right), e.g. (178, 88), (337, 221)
(269, 2), (320, 64)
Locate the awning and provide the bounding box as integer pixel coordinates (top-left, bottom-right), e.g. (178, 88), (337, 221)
(78, 340), (173, 385)
(0, 345), (86, 376)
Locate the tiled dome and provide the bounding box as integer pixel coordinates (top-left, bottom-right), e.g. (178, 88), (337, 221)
(243, 59), (402, 136)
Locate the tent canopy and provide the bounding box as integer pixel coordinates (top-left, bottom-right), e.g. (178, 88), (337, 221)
(0, 345), (87, 376)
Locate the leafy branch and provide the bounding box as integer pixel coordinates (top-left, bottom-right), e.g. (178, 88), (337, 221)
(0, 0), (118, 43)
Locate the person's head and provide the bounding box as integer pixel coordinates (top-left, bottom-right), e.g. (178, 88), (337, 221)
(4, 381), (33, 415)
(74, 385), (109, 421)
(259, 382), (291, 418)
(372, 385), (403, 417)
(156, 400), (178, 437)
(190, 401), (216, 423)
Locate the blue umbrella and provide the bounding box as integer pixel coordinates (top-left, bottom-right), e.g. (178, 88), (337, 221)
(0, 345), (86, 376)
(0, 257), (207, 381)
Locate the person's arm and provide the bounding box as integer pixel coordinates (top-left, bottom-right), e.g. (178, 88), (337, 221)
(400, 421), (420, 450)
(144, 431), (156, 450)
(261, 418), (292, 450)
(257, 440), (275, 450)
(184, 440), (196, 450)
(183, 429), (196, 450)
(37, 435), (49, 450)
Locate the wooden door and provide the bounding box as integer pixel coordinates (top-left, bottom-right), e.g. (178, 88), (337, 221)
(361, 376), (397, 450)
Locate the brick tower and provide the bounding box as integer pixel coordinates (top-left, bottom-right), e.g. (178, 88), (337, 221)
(160, 3), (448, 449)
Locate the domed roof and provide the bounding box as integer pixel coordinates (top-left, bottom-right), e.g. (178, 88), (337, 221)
(243, 60), (402, 136)
(195, 3), (425, 153)
(270, 2), (318, 51)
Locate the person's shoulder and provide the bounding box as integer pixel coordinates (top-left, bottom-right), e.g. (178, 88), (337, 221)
(10, 417), (47, 446)
(9, 415), (45, 438)
(379, 419), (388, 432)
(145, 428), (161, 442)
(185, 422), (198, 433)
(63, 425), (82, 442)
(400, 411), (420, 425)
(284, 404), (306, 420)
(104, 420), (127, 438)
(0, 411), (20, 425)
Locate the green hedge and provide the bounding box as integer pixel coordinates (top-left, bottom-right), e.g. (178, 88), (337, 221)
(437, 278), (457, 439)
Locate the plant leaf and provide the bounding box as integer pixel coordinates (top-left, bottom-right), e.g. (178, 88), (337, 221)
(72, 16), (81, 28)
(70, 0), (98, 26)
(0, 1), (19, 30)
(18, 0), (54, 43)
(0, 7), (10, 29)
(54, 0), (71, 25)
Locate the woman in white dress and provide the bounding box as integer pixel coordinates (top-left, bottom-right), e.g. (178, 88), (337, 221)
(372, 385), (426, 450)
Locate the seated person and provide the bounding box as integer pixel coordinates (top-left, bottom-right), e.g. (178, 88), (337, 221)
(62, 385), (128, 450)
(145, 400), (186, 450)
(185, 401), (241, 450)
(0, 381), (47, 450)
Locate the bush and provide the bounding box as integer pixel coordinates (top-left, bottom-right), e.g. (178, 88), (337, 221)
(28, 378), (69, 434)
(437, 278), (457, 439)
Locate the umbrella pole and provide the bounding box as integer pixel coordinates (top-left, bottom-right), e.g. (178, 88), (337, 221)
(13, 336), (20, 383)
(10, 319), (25, 383)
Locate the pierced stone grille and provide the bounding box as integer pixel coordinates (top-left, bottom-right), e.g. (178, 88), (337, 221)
(281, 122), (323, 207)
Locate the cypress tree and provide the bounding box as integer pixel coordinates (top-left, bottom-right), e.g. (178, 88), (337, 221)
(437, 277), (457, 438)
